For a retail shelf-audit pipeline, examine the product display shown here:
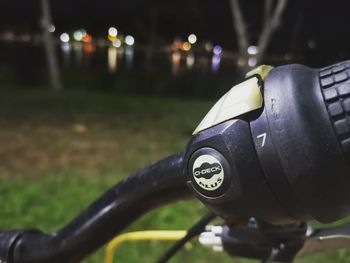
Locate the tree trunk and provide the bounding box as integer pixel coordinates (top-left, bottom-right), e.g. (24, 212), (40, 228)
(40, 0), (62, 91)
(230, 0), (249, 66)
(264, 0), (273, 26)
(256, 0), (288, 64)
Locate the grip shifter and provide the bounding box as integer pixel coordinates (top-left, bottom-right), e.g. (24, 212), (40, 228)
(184, 60), (350, 225)
(319, 61), (350, 156)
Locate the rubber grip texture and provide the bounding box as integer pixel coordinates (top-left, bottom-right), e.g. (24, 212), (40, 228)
(319, 61), (350, 156)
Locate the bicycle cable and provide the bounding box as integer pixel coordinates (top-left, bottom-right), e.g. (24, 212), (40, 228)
(156, 211), (216, 263)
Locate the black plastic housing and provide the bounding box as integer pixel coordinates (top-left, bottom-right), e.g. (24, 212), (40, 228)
(185, 61), (350, 224)
(185, 119), (294, 224)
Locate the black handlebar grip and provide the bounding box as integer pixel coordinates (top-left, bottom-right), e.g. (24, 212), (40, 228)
(256, 63), (350, 223)
(0, 153), (191, 263)
(319, 61), (350, 156)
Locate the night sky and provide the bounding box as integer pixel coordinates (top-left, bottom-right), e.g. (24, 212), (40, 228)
(1, 0), (350, 65)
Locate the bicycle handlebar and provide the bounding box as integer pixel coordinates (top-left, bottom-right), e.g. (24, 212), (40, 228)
(2, 60), (350, 262)
(0, 153), (191, 263)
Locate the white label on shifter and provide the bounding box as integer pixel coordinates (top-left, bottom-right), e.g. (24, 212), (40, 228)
(192, 155), (224, 191)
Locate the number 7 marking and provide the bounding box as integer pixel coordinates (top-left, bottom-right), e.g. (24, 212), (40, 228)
(257, 133), (266, 147)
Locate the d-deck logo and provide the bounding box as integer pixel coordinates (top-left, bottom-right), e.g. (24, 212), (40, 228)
(192, 155), (224, 191)
(194, 162), (222, 179)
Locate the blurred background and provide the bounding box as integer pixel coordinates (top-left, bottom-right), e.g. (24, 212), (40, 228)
(0, 0), (350, 262)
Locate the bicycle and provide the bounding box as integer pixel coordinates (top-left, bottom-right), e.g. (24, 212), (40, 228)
(1, 60), (350, 263)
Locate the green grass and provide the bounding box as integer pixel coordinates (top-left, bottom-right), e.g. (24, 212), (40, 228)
(0, 90), (233, 263)
(0, 90), (349, 262)
(0, 172), (231, 263)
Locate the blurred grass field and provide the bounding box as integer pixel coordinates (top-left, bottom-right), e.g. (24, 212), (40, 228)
(0, 90), (350, 262)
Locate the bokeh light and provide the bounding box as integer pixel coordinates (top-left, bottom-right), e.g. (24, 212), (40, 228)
(188, 34), (197, 44)
(204, 41), (213, 52)
(108, 27), (118, 37)
(213, 45), (222, 55)
(212, 54), (221, 72)
(108, 35), (117, 42)
(182, 42), (191, 51)
(112, 39), (121, 48)
(186, 53), (195, 69)
(248, 57), (257, 67)
(247, 45), (259, 55)
(73, 31), (83, 41)
(82, 33), (92, 43)
(48, 24), (55, 33)
(60, 33), (70, 43)
(125, 35), (135, 46)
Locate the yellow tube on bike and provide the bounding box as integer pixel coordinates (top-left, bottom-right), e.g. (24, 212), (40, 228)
(104, 230), (187, 263)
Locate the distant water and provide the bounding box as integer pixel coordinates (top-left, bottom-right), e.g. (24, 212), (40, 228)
(0, 42), (246, 99)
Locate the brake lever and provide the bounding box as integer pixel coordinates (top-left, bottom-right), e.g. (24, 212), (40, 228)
(297, 222), (350, 257)
(199, 220), (350, 262)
